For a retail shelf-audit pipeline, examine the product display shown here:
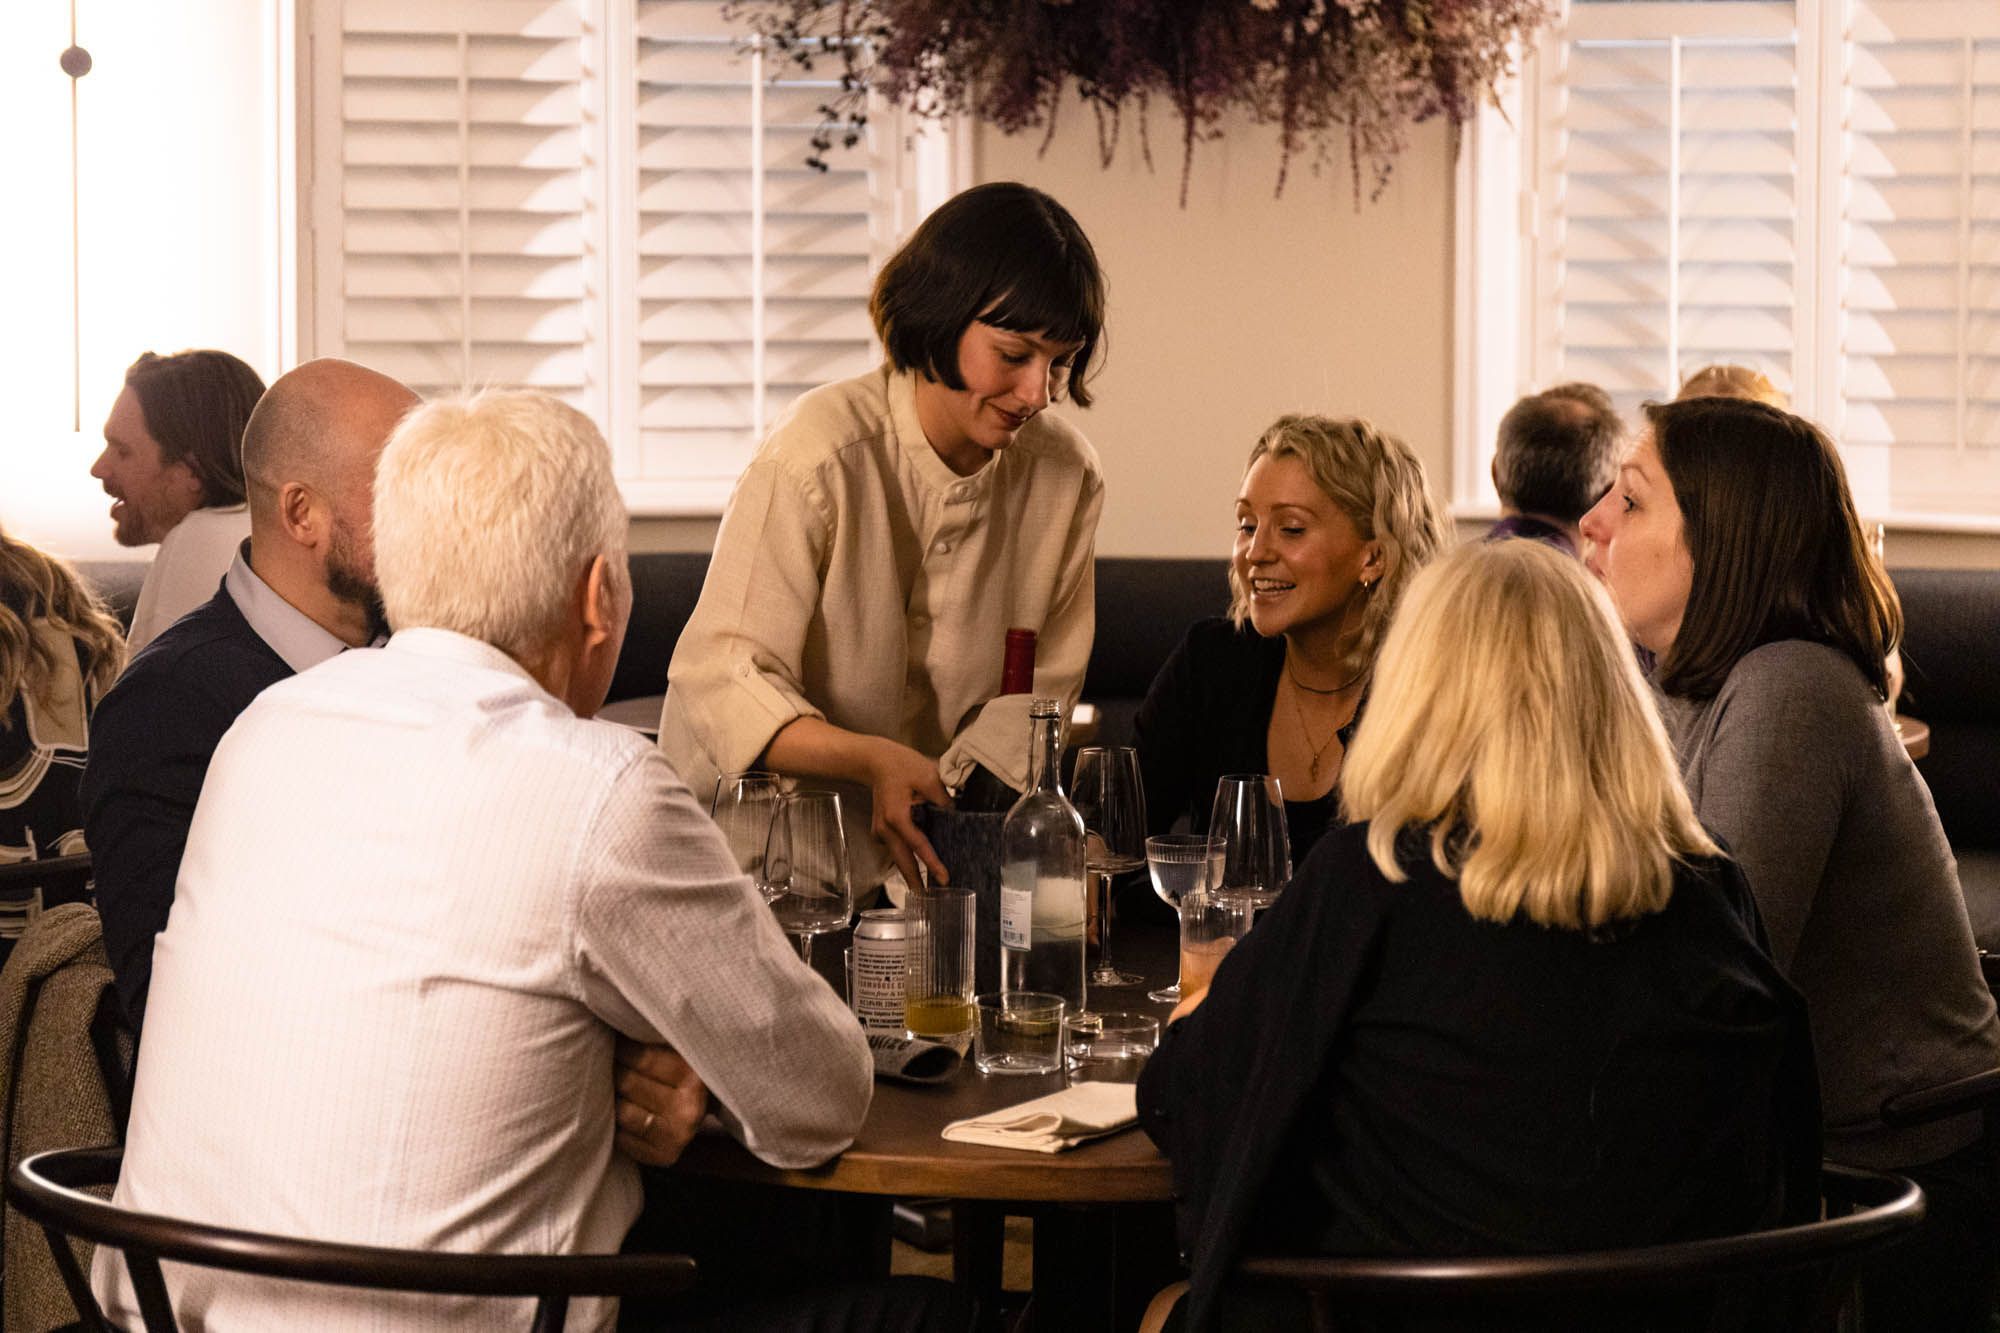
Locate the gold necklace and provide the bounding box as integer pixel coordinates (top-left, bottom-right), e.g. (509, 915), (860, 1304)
(1285, 670), (1360, 783)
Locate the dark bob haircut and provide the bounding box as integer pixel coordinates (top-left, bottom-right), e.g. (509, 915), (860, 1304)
(869, 182), (1106, 408)
(124, 349), (267, 509)
(1648, 396), (1900, 702)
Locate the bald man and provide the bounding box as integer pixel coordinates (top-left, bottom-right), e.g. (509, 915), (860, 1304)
(83, 360), (418, 1032)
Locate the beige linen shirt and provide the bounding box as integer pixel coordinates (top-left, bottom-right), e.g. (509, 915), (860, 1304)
(659, 365), (1104, 892)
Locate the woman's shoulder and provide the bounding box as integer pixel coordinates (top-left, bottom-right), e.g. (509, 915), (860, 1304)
(1726, 639), (1873, 698)
(1012, 408), (1102, 482)
(1716, 640), (1881, 728)
(754, 367), (897, 472)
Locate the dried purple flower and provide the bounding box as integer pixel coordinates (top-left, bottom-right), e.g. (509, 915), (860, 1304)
(726, 0), (1551, 203)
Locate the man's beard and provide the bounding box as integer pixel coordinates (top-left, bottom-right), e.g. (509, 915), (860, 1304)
(325, 521), (388, 641)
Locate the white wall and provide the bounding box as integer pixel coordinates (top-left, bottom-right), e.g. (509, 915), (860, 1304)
(1, 0), (286, 561)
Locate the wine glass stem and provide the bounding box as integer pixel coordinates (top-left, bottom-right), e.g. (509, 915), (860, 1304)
(1093, 868), (1114, 968)
(797, 932), (814, 967)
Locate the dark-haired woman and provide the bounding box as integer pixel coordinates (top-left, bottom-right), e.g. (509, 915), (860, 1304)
(661, 182), (1106, 898)
(2, 525), (126, 916)
(1582, 396), (2000, 1332)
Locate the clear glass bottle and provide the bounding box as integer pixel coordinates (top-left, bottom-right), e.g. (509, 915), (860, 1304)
(998, 698), (1086, 1012)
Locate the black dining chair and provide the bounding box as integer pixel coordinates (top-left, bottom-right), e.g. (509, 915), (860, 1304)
(9, 1146), (698, 1333)
(1224, 1164), (1922, 1333)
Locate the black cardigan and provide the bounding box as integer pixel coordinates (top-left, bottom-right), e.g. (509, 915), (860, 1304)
(1132, 618), (1357, 865)
(1136, 823), (1822, 1332)
(81, 584), (292, 1030)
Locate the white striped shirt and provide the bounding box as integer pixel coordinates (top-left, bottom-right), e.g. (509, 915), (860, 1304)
(94, 627), (872, 1330)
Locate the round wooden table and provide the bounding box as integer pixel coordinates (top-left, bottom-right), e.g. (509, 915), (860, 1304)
(676, 915), (1181, 1331)
(1895, 713), (1930, 761)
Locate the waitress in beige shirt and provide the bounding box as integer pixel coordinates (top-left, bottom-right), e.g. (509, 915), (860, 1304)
(660, 182), (1107, 898)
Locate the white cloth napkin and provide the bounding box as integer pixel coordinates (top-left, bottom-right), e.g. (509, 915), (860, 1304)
(940, 1081), (1139, 1153)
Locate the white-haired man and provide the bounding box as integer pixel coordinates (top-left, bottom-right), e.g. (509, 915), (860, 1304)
(94, 392), (911, 1330)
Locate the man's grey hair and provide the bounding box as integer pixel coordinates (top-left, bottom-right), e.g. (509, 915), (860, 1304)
(374, 391), (627, 660)
(1493, 382), (1624, 524)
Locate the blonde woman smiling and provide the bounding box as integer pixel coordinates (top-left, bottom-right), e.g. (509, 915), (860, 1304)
(1137, 541), (1816, 1333)
(1133, 415), (1448, 862)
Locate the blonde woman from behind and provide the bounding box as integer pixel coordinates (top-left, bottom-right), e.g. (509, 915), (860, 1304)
(1135, 540), (1819, 1333)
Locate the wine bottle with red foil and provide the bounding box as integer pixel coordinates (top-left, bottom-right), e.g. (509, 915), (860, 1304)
(954, 627), (1038, 813)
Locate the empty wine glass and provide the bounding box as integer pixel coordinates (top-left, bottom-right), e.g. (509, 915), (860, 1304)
(762, 790), (855, 965)
(712, 771), (784, 897)
(1070, 747), (1148, 989)
(1145, 832), (1226, 1003)
(1208, 774), (1291, 911)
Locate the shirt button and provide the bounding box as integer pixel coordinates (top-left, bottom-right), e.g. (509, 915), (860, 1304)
(932, 539), (951, 555)
(911, 613), (930, 629)
(951, 484), (973, 501)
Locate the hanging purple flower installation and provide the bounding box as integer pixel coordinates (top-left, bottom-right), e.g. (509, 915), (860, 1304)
(726, 0), (1552, 203)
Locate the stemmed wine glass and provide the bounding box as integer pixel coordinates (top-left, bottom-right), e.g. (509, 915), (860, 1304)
(761, 790), (854, 965)
(1209, 774), (1291, 911)
(1070, 746), (1148, 989)
(1144, 832), (1226, 1003)
(712, 771), (784, 892)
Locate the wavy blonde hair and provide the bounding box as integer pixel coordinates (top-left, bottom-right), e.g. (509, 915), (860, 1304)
(1, 525), (126, 724)
(1341, 541), (1719, 929)
(1226, 415), (1450, 679)
(1676, 363), (1788, 410)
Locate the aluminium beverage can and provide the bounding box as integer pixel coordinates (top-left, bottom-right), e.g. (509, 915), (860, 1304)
(849, 908), (908, 1034)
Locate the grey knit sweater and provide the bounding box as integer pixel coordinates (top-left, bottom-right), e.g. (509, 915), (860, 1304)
(1660, 639), (2000, 1168)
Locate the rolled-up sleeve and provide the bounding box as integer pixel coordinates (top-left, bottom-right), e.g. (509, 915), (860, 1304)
(569, 749), (872, 1169)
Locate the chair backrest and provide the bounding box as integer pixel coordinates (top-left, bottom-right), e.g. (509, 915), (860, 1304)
(1229, 1164), (1922, 1333)
(0, 855), (97, 964)
(10, 1147), (696, 1333)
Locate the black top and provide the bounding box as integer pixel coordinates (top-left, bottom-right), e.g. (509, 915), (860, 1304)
(1136, 822), (1821, 1332)
(81, 585), (291, 1031)
(1, 640), (98, 866)
(1132, 617), (1358, 864)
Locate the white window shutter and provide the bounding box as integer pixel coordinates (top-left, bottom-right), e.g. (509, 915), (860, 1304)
(319, 0), (604, 420)
(1841, 0), (2000, 519)
(628, 1), (886, 510)
(306, 0), (934, 513)
(1531, 2), (1804, 421)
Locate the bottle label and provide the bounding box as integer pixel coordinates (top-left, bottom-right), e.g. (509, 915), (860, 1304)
(1000, 868), (1033, 950)
(850, 933), (906, 1033)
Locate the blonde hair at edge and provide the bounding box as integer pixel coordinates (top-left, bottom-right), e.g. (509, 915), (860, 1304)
(1341, 541), (1720, 930)
(1676, 363), (1789, 410)
(373, 390), (629, 661)
(1226, 415), (1450, 679)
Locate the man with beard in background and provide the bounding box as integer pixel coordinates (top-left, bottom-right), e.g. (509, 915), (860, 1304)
(83, 359), (417, 1033)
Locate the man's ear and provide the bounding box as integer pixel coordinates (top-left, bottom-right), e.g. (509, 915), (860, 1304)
(578, 554), (617, 649)
(277, 481), (325, 548)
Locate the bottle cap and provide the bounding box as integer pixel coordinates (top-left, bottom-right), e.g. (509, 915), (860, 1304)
(1029, 696), (1061, 718)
